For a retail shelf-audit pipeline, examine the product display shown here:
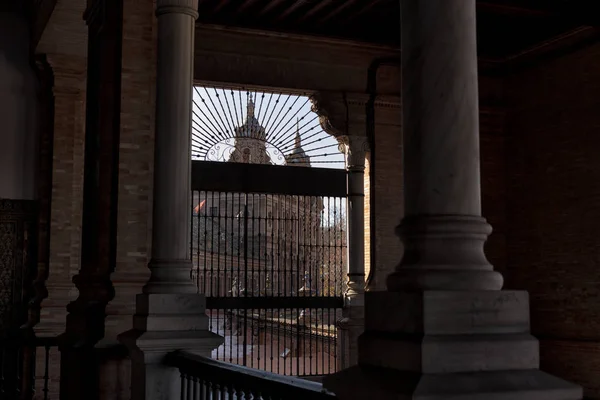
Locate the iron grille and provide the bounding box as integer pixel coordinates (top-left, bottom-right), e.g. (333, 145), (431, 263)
(190, 161), (346, 377)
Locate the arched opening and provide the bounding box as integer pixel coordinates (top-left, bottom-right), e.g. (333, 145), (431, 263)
(190, 84), (347, 377)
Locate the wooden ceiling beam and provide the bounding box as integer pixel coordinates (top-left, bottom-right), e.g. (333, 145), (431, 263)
(476, 1), (552, 17)
(315, 0), (360, 25)
(213, 0), (236, 14)
(257, 0), (288, 17)
(296, 0), (336, 23)
(339, 0), (389, 26)
(276, 0), (307, 22)
(237, 0), (264, 14)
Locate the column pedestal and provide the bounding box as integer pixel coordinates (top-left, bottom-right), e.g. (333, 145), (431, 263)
(118, 293), (222, 400)
(326, 291), (581, 399)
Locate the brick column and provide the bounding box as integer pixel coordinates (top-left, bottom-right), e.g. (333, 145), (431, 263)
(35, 55), (87, 339)
(118, 1), (222, 399)
(325, 1), (582, 398)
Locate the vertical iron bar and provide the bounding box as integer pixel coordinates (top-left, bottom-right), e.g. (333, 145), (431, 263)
(237, 192), (242, 366)
(322, 308), (325, 375)
(203, 191), (208, 295)
(229, 192), (234, 365)
(251, 193), (256, 370)
(191, 191), (194, 272)
(198, 191), (206, 292)
(242, 193), (249, 367)
(296, 195), (301, 376)
(209, 191), (216, 344)
(217, 192), (222, 298)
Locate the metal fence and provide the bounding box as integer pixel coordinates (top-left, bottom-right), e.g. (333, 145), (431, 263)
(190, 161), (346, 377)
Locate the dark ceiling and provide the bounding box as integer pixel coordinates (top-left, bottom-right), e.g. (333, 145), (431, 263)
(196, 0), (599, 61)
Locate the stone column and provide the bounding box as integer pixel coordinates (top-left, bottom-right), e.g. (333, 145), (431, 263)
(325, 1), (582, 398)
(337, 135), (368, 368)
(118, 1), (222, 399)
(339, 135), (368, 301)
(386, 0), (503, 292)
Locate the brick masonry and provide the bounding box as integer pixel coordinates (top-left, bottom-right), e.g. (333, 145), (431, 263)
(370, 104), (403, 290)
(504, 42), (600, 399)
(103, 0), (156, 342)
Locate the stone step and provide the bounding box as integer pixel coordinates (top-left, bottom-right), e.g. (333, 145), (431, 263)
(324, 366), (582, 400)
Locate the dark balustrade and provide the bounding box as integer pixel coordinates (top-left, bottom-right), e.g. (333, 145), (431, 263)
(0, 335), (57, 400)
(167, 351), (336, 400)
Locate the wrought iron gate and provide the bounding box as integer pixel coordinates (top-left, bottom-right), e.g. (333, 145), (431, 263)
(191, 161), (346, 377)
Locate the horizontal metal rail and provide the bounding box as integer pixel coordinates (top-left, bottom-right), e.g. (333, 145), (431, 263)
(207, 296), (344, 310)
(192, 161), (347, 197)
(167, 351), (336, 400)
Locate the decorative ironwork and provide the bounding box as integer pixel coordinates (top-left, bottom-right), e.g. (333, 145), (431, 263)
(0, 199), (38, 334)
(191, 86), (345, 168)
(191, 161), (347, 377)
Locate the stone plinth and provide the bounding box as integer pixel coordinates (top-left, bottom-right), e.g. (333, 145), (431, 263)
(325, 291), (582, 399)
(118, 293), (223, 400)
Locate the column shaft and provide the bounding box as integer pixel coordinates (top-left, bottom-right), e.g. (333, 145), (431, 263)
(145, 2), (198, 294)
(341, 135), (368, 298)
(402, 0), (481, 216)
(387, 0), (503, 291)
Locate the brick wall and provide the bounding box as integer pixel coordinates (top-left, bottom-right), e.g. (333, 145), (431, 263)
(505, 42), (600, 399)
(103, 0), (156, 342)
(371, 104), (403, 289)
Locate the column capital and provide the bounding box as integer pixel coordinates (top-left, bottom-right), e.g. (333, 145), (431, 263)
(337, 135), (369, 171)
(156, 0), (198, 18)
(310, 92), (347, 138)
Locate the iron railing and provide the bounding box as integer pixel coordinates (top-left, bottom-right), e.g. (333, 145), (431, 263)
(167, 351), (336, 400)
(190, 161), (346, 376)
(0, 335), (57, 400)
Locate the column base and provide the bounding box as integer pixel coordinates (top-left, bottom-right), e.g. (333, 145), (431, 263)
(387, 215), (503, 291)
(337, 302), (364, 369)
(324, 290), (582, 400)
(118, 292), (223, 400)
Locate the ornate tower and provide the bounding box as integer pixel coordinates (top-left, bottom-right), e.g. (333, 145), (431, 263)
(228, 94), (271, 165)
(284, 119), (311, 167)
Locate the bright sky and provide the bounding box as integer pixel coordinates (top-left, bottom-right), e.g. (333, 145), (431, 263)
(191, 86), (345, 169)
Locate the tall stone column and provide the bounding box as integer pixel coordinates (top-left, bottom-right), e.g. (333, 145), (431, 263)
(118, 1), (222, 399)
(337, 135), (368, 368)
(386, 0), (503, 292)
(325, 1), (582, 398)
